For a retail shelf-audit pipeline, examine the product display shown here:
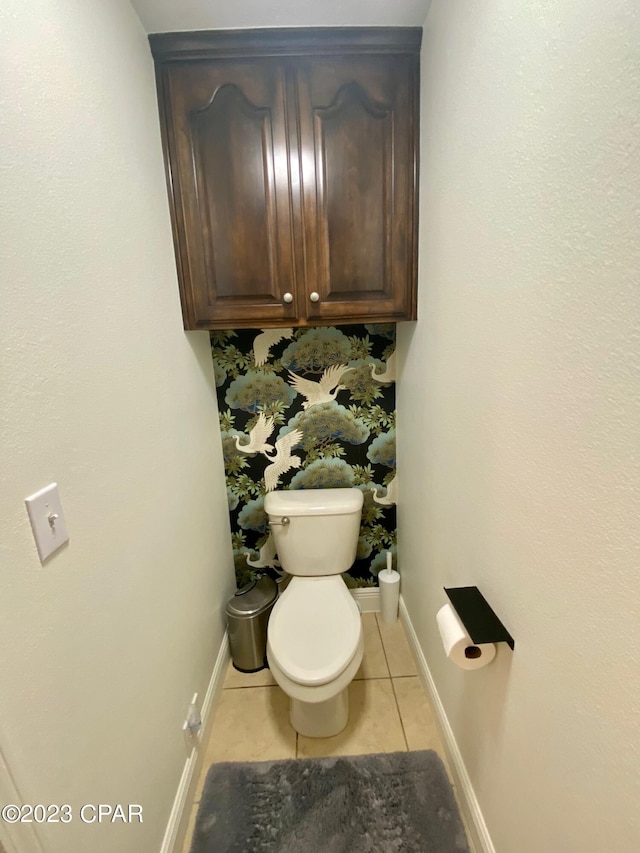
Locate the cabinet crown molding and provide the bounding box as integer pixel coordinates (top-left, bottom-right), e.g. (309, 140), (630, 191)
(149, 27), (423, 62)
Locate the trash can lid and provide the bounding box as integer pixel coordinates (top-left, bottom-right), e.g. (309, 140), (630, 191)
(225, 575), (278, 618)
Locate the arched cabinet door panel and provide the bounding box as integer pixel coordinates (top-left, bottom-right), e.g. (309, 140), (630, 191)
(161, 61), (298, 328)
(295, 56), (418, 324)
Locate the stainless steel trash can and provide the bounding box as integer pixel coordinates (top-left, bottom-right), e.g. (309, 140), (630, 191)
(226, 575), (278, 672)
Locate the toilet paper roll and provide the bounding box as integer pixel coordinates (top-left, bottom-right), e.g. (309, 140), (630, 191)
(436, 604), (496, 670)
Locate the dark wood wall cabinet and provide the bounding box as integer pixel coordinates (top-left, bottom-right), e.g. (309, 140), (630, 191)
(150, 28), (421, 330)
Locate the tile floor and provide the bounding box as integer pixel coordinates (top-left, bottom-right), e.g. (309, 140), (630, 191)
(182, 612), (450, 852)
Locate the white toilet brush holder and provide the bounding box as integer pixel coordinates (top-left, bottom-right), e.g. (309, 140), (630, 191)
(378, 551), (400, 624)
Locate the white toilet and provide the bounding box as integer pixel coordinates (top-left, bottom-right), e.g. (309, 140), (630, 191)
(265, 487), (364, 738)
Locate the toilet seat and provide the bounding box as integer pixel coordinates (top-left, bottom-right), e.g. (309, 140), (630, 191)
(268, 577), (361, 687)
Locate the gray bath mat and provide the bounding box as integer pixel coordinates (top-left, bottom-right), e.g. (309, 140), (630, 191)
(190, 750), (469, 852)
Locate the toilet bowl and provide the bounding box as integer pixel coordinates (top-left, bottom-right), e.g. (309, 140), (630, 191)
(264, 488), (364, 738)
(267, 576), (364, 737)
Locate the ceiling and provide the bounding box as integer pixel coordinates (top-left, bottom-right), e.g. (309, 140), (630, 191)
(129, 0), (432, 33)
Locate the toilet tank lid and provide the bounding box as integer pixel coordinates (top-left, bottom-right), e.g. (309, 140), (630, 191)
(265, 488), (363, 517)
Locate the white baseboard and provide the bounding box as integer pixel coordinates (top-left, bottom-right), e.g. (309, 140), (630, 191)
(399, 598), (495, 853)
(160, 632), (230, 853)
(350, 587), (381, 612)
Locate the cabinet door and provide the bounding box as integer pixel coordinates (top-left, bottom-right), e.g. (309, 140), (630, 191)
(295, 56), (418, 323)
(160, 60), (298, 329)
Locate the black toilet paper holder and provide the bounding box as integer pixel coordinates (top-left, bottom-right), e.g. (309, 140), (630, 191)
(444, 586), (515, 650)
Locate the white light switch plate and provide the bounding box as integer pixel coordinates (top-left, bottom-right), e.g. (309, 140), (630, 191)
(25, 483), (69, 562)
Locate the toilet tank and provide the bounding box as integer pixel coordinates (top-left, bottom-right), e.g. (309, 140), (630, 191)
(265, 488), (364, 576)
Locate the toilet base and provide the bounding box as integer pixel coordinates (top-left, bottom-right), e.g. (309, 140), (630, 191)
(289, 688), (349, 738)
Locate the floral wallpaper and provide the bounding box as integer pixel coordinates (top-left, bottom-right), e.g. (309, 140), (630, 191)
(210, 324), (397, 589)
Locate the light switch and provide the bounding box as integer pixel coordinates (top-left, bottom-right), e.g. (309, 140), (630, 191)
(25, 483), (69, 562)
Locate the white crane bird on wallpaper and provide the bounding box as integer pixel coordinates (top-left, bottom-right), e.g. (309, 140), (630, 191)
(233, 412), (275, 455)
(252, 328), (294, 367)
(371, 475), (398, 506)
(288, 364), (352, 409)
(246, 534), (280, 569)
(370, 350), (397, 383)
(264, 429), (304, 492)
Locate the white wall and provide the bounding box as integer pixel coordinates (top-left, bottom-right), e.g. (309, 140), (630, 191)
(0, 2), (235, 852)
(397, 1), (640, 852)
